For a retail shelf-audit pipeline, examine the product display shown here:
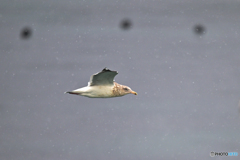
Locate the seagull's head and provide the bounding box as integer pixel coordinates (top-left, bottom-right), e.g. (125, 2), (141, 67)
(122, 86), (137, 95)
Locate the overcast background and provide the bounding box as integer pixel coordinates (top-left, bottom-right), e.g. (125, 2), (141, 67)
(0, 0), (240, 159)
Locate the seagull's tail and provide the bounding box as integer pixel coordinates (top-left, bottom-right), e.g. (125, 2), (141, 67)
(65, 91), (79, 95)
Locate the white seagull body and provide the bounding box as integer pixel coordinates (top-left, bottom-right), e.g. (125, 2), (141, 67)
(66, 68), (137, 98)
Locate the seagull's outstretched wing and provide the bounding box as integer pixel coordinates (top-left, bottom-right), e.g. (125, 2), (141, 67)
(88, 68), (118, 86)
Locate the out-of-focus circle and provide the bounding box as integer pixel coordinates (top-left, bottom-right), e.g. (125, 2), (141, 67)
(20, 27), (32, 39)
(193, 24), (206, 35)
(120, 18), (132, 30)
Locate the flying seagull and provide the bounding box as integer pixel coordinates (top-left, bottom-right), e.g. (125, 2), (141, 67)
(65, 68), (137, 98)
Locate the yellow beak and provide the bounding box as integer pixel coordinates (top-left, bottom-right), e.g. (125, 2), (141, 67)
(131, 91), (137, 95)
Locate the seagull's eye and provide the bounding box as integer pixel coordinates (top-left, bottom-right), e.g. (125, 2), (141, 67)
(123, 88), (129, 91)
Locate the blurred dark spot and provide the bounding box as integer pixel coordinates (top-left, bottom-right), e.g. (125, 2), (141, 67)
(20, 27), (32, 39)
(120, 18), (132, 30)
(193, 24), (206, 35)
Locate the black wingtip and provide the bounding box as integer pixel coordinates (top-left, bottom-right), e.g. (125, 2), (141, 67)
(102, 67), (110, 72)
(101, 67), (118, 74)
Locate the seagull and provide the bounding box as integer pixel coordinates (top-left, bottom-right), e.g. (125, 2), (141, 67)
(65, 68), (137, 98)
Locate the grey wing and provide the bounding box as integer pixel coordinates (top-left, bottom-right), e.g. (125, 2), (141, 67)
(89, 68), (118, 86)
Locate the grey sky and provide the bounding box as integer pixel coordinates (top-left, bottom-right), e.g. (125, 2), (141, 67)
(0, 0), (240, 159)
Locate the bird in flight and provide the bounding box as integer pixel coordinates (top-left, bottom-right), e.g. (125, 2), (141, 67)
(65, 68), (137, 98)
